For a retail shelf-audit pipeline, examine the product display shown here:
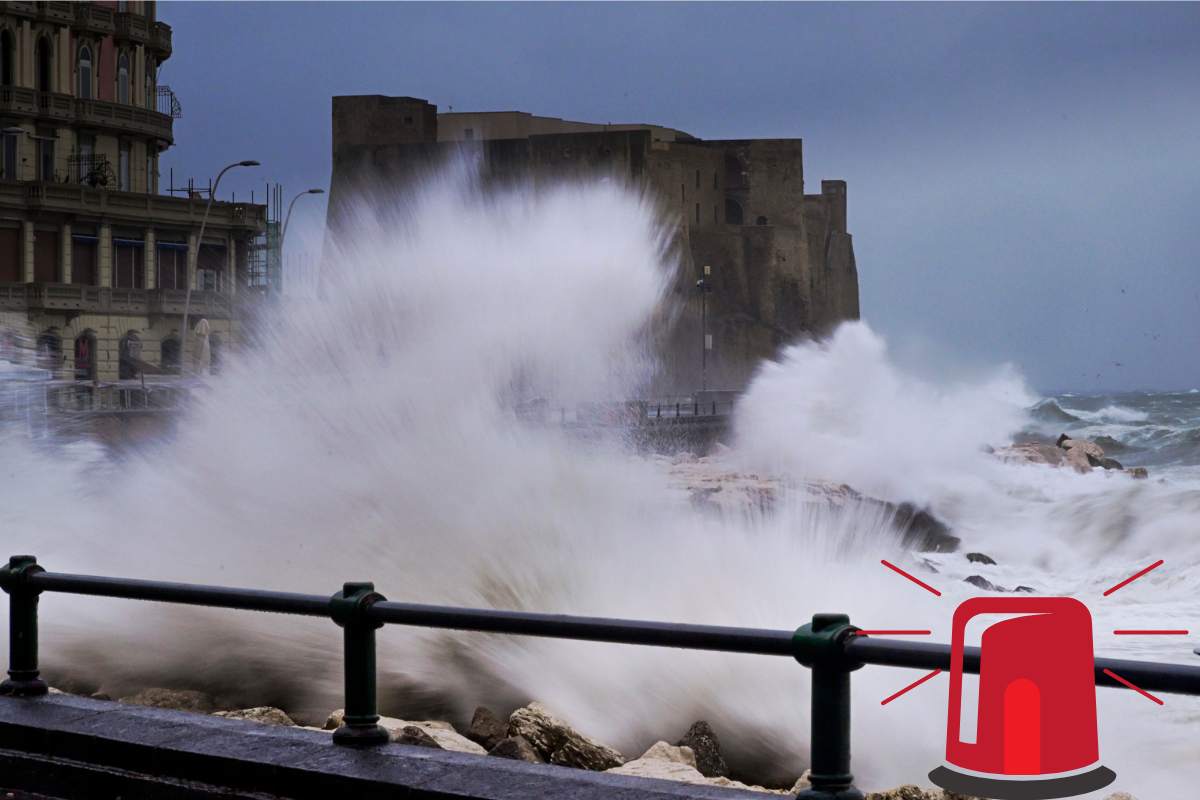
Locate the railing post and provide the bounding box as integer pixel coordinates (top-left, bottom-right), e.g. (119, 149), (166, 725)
(0, 555), (49, 697)
(792, 613), (864, 800)
(329, 581), (389, 746)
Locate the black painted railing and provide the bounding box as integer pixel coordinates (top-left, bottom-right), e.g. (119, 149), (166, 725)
(4, 554), (1200, 799)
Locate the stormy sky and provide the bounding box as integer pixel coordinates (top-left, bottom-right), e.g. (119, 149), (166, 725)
(160, 2), (1200, 392)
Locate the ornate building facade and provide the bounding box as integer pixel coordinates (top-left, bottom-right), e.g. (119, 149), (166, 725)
(0, 1), (266, 381)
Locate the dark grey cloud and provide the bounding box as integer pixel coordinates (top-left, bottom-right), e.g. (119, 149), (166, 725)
(160, 1), (1200, 391)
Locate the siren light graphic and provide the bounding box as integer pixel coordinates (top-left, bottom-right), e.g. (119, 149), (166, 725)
(927, 597), (1116, 799)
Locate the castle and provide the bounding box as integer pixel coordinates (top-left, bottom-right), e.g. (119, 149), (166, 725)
(327, 96), (859, 392)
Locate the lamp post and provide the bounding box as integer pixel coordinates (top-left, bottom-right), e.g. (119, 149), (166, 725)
(180, 159), (259, 370)
(696, 265), (713, 392)
(280, 188), (324, 292)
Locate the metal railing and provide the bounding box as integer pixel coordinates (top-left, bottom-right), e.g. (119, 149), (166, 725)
(3, 555), (1200, 798)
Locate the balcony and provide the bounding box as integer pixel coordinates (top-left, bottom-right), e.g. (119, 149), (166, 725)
(150, 22), (173, 59)
(0, 284), (234, 319)
(113, 11), (150, 43)
(75, 97), (174, 145)
(0, 86), (37, 117)
(72, 3), (116, 35)
(0, 182), (267, 234)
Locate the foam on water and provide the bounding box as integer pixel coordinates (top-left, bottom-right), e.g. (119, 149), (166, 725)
(2, 168), (1199, 795)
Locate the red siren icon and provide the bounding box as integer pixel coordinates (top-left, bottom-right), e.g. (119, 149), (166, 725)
(929, 596), (1117, 799)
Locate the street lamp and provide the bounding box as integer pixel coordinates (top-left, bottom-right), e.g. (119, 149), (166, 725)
(282, 188), (324, 246)
(696, 265), (713, 392)
(180, 159), (259, 369)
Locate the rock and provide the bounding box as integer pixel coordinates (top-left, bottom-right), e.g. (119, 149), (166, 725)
(1130, 467), (1149, 479)
(221, 707), (295, 727)
(1061, 437), (1105, 460)
(1064, 445), (1094, 473)
(90, 691), (111, 701)
(966, 552), (996, 565)
(865, 787), (937, 800)
(892, 502), (959, 553)
(1097, 457), (1124, 471)
(119, 688), (216, 713)
(396, 725), (443, 749)
(1104, 793), (1136, 800)
(964, 575), (1004, 592)
(1014, 586), (1036, 593)
(676, 720), (728, 778)
(606, 742), (785, 793)
(324, 709), (485, 754)
(212, 707), (295, 726)
(919, 558), (940, 574)
(489, 735), (544, 763)
(467, 706), (509, 750)
(995, 443), (1066, 467)
(508, 702), (624, 770)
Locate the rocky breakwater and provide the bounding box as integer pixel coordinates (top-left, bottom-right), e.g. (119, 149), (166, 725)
(663, 448), (960, 553)
(106, 686), (1141, 799)
(996, 434), (1148, 478)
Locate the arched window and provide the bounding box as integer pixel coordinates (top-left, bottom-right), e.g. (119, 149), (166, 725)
(36, 36), (52, 92)
(144, 62), (154, 109)
(74, 330), (97, 382)
(117, 52), (130, 104)
(77, 45), (93, 99)
(0, 30), (14, 86)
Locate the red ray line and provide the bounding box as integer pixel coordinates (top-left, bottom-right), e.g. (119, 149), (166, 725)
(854, 630), (932, 636)
(1103, 668), (1164, 705)
(880, 560), (942, 597)
(1113, 630), (1189, 635)
(1103, 560), (1165, 597)
(881, 669), (943, 706)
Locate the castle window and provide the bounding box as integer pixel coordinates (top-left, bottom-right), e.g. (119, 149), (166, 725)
(404, 116), (414, 125)
(725, 198), (744, 225)
(117, 52), (130, 104)
(681, 183), (685, 204)
(695, 169), (700, 189)
(78, 46), (93, 99)
(695, 203), (700, 224)
(713, 171), (718, 190)
(756, 215), (768, 226)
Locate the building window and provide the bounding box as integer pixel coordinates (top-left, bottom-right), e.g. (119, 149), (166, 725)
(117, 52), (130, 104)
(695, 169), (700, 189)
(160, 336), (181, 373)
(74, 331), (97, 382)
(681, 183), (685, 205)
(713, 171), (718, 190)
(118, 142), (130, 190)
(464, 128), (474, 140)
(145, 63), (155, 109)
(113, 239), (144, 288)
(714, 205), (719, 225)
(695, 203), (700, 225)
(1, 131), (17, 181)
(37, 136), (54, 182)
(35, 36), (51, 92)
(118, 331), (142, 379)
(1, 30), (15, 86)
(78, 46), (93, 99)
(725, 197), (744, 225)
(76, 134), (95, 183)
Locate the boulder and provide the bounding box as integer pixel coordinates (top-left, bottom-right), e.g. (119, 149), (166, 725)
(1064, 445), (1094, 473)
(1061, 437), (1105, 460)
(964, 575), (1003, 592)
(119, 688), (216, 713)
(467, 706), (509, 750)
(508, 702), (624, 770)
(996, 443), (1067, 467)
(865, 787), (939, 800)
(607, 742), (789, 794)
(1096, 457), (1124, 471)
(966, 552), (996, 565)
(324, 709), (485, 754)
(891, 502), (959, 553)
(489, 735), (544, 763)
(1130, 467), (1149, 479)
(212, 707), (295, 726)
(676, 720), (728, 778)
(396, 725), (443, 749)
(1014, 586), (1035, 593)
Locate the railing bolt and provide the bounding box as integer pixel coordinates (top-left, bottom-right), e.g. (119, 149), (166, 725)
(0, 555), (49, 698)
(329, 581), (390, 746)
(793, 613), (864, 800)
